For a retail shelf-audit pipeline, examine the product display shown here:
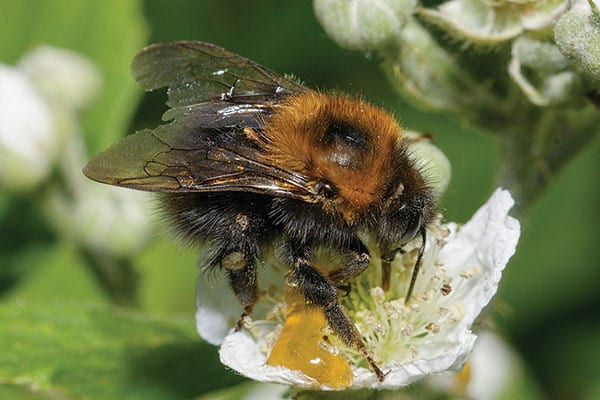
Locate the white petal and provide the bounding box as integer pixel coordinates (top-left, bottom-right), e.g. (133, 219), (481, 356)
(196, 257), (287, 345)
(353, 333), (476, 389)
(220, 331), (317, 388)
(440, 188), (519, 324)
(219, 331), (478, 390)
(196, 271), (241, 345)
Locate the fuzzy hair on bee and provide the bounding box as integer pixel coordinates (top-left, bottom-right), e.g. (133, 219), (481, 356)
(83, 41), (438, 381)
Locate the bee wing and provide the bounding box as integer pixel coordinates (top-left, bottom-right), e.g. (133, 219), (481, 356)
(131, 41), (306, 123)
(83, 123), (317, 201)
(85, 41), (318, 202)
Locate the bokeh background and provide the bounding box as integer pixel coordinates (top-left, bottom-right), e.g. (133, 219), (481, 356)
(1, 1), (599, 399)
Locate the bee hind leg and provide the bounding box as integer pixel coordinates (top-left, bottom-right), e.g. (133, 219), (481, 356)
(288, 254), (386, 382)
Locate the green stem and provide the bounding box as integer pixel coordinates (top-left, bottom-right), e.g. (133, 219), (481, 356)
(495, 105), (599, 216)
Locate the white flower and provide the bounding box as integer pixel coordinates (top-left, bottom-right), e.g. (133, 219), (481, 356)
(0, 46), (101, 192)
(19, 46), (101, 112)
(426, 331), (531, 399)
(196, 189), (520, 390)
(0, 64), (55, 190)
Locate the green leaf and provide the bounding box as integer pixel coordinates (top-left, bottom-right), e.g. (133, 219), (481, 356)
(0, 301), (245, 399)
(0, 195), (55, 294)
(196, 382), (288, 400)
(0, 0), (149, 152)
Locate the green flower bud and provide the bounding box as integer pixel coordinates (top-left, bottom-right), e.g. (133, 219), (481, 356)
(404, 131), (452, 198)
(418, 0), (568, 45)
(382, 19), (489, 115)
(512, 36), (570, 74)
(313, 0), (416, 50)
(509, 36), (582, 105)
(555, 0), (600, 86)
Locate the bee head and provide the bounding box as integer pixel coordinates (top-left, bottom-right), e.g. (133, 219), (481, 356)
(375, 149), (437, 251)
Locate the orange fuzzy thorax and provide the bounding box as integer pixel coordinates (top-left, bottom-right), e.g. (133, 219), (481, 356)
(260, 91), (404, 223)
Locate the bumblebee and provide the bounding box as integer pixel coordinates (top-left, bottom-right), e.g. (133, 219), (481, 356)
(84, 42), (437, 380)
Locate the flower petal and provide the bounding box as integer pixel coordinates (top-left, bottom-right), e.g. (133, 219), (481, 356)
(196, 255), (287, 345)
(220, 331), (318, 387)
(196, 269), (242, 346)
(353, 332), (476, 389)
(440, 188), (519, 324)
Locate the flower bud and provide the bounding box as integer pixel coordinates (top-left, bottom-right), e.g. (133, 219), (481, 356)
(313, 0), (416, 51)
(418, 0), (568, 45)
(383, 20), (483, 114)
(0, 46), (102, 192)
(512, 36), (570, 74)
(509, 36), (582, 105)
(555, 0), (600, 86)
(404, 131), (452, 198)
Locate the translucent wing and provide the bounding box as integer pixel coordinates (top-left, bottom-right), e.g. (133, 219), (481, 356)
(131, 41), (306, 123)
(84, 124), (316, 200)
(84, 41), (317, 202)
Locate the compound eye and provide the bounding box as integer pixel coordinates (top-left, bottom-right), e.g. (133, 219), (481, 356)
(315, 181), (336, 199)
(400, 206), (422, 243)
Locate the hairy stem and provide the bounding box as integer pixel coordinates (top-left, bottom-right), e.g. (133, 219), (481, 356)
(496, 105), (599, 216)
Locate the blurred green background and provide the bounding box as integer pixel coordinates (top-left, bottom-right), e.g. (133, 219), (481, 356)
(1, 1), (599, 399)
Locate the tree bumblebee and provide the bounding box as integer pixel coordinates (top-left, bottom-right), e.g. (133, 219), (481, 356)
(84, 42), (438, 381)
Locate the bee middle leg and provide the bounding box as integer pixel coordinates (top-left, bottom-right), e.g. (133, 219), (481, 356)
(216, 211), (267, 330)
(223, 253), (259, 331)
(287, 244), (385, 381)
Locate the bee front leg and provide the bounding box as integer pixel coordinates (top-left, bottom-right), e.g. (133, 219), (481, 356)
(287, 249), (386, 382)
(327, 237), (371, 288)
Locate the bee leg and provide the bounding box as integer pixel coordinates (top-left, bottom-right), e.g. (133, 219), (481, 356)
(380, 247), (404, 291)
(212, 209), (270, 331)
(288, 253), (386, 382)
(324, 303), (386, 382)
(222, 252), (259, 331)
(327, 238), (370, 287)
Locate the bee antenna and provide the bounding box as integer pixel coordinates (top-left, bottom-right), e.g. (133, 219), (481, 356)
(405, 226), (426, 303)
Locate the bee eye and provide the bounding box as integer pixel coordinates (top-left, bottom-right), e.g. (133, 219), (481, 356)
(315, 181), (336, 199)
(400, 205), (422, 243)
